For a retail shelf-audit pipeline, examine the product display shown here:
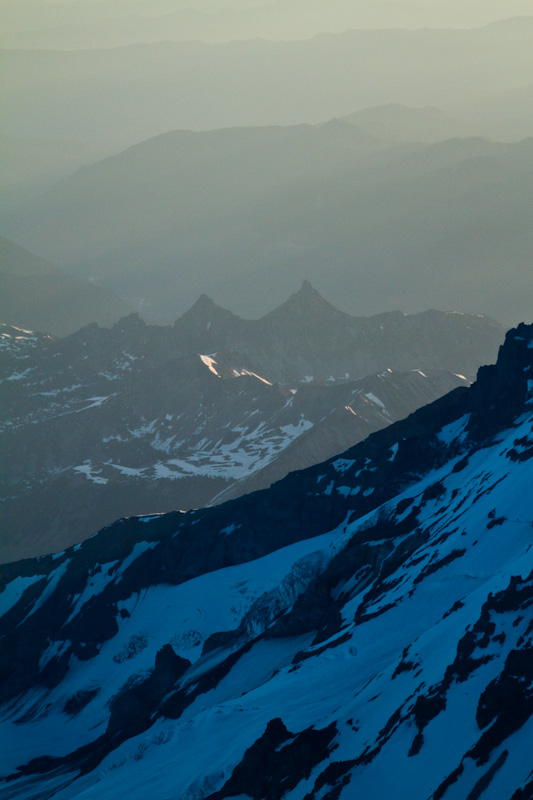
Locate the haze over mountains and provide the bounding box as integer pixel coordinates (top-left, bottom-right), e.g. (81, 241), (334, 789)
(2, 19), (532, 148)
(0, 236), (132, 336)
(1, 322), (532, 800)
(3, 120), (531, 324)
(1, 283), (505, 563)
(1, 6), (531, 329)
(0, 101), (502, 224)
(0, 135), (113, 214)
(3, 0), (533, 48)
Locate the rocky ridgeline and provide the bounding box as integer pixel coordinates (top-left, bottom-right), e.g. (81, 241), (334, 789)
(0, 286), (503, 562)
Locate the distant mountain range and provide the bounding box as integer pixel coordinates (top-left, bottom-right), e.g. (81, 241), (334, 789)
(3, 1), (533, 48)
(0, 103), (487, 214)
(3, 120), (531, 324)
(2, 20), (531, 146)
(0, 284), (505, 562)
(1, 320), (532, 800)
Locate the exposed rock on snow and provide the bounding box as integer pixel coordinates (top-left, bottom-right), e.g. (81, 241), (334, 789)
(0, 323), (532, 799)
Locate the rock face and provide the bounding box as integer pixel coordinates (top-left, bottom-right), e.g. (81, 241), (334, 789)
(0, 287), (503, 562)
(0, 322), (532, 800)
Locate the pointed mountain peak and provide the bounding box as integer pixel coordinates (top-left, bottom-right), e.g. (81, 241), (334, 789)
(290, 280), (330, 305)
(175, 292), (243, 330)
(266, 281), (349, 322)
(297, 279), (317, 295)
(178, 294), (222, 321)
(194, 293), (217, 309)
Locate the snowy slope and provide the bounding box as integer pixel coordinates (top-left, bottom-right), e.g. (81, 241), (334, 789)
(0, 323), (531, 799)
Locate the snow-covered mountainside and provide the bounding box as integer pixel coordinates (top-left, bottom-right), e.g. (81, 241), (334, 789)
(1, 322), (532, 800)
(1, 285), (503, 562)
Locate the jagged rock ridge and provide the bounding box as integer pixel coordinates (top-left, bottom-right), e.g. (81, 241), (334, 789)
(0, 288), (503, 562)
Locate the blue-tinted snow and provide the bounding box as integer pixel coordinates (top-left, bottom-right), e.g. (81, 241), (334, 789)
(0, 574), (43, 616)
(3, 410), (533, 800)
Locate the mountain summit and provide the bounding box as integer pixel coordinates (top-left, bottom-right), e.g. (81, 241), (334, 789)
(262, 279), (350, 323)
(282, 279), (334, 307)
(177, 293), (223, 321)
(1, 323), (533, 799)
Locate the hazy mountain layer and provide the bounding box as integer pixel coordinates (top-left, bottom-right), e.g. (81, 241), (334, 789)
(0, 135), (119, 214)
(340, 103), (478, 143)
(1, 101), (530, 216)
(0, 236), (131, 337)
(3, 123), (531, 324)
(2, 20), (531, 147)
(1, 323), (532, 800)
(3, 1), (533, 48)
(0, 287), (504, 562)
